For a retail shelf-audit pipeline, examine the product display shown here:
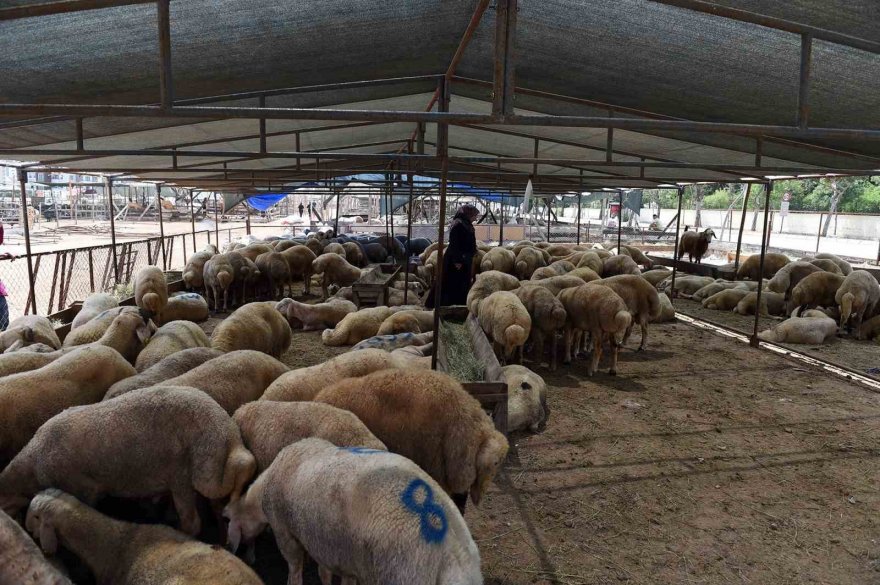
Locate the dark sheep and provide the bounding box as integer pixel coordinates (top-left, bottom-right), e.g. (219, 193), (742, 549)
(677, 228), (715, 263)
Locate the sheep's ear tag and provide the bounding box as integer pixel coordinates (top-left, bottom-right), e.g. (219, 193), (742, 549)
(136, 324), (151, 345)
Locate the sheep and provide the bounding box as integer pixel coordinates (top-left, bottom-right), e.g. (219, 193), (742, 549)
(788, 272), (846, 315)
(0, 386), (256, 535)
(602, 254), (641, 276)
(321, 242), (346, 258)
(105, 347), (223, 398)
(757, 315), (838, 344)
(341, 241), (366, 267)
(677, 228), (715, 263)
(807, 258), (843, 274)
(616, 244), (654, 268)
(576, 251), (604, 275)
(515, 247), (548, 279)
(25, 490), (263, 585)
(312, 253), (362, 300)
(0, 346), (136, 465)
(278, 244), (317, 295)
(548, 259), (576, 274)
(133, 265), (168, 319)
(203, 254), (236, 311)
(596, 274), (661, 350)
(813, 253), (852, 275)
(70, 309), (155, 364)
(735, 253), (791, 281)
(858, 315), (880, 341)
(0, 315), (61, 353)
(377, 309), (434, 335)
(477, 290), (531, 364)
(254, 250), (292, 299)
(641, 267), (671, 286)
(0, 351), (60, 378)
(732, 291), (786, 316)
(692, 280), (739, 302)
(108, 350), (287, 414)
(502, 365), (548, 433)
(651, 292), (676, 323)
(211, 301), (292, 358)
(238, 243), (273, 262)
(514, 284), (566, 370)
(702, 288), (750, 311)
(203, 243), (220, 254)
(0, 506), (72, 585)
(657, 275), (714, 298)
(766, 261), (824, 298)
(592, 247), (612, 259)
(276, 297), (356, 331)
(480, 247), (516, 274)
(322, 306), (392, 346)
(527, 274), (585, 297)
(466, 270), (520, 315)
(182, 250), (214, 291)
(227, 251), (261, 306)
(155, 291), (210, 325)
(233, 401), (386, 472)
(351, 331), (434, 352)
(133, 320), (210, 372)
(557, 284), (632, 375)
(314, 368), (509, 506)
(529, 266), (561, 280)
(568, 266), (601, 283)
(223, 439), (481, 585)
(70, 293), (118, 330)
(835, 270), (880, 337)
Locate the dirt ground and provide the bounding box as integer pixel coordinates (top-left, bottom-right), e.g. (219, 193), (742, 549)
(198, 302), (880, 585)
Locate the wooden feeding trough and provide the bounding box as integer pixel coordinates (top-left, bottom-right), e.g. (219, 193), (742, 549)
(351, 263), (400, 308)
(436, 306), (508, 435)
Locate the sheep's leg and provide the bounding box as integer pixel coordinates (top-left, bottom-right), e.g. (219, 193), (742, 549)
(172, 487), (201, 536)
(562, 327), (572, 364)
(588, 334), (601, 376)
(223, 286), (229, 312)
(609, 335), (620, 375)
(638, 318), (649, 351)
(275, 529), (305, 585)
(318, 566), (333, 585)
(622, 323), (633, 346)
(516, 344), (524, 365)
(550, 331), (558, 371)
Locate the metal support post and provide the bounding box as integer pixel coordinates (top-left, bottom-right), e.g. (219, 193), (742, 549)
(213, 192), (220, 244)
(404, 166), (414, 304)
(670, 186), (684, 303)
(617, 190), (623, 251)
(156, 183), (166, 269)
(189, 189), (196, 251)
(733, 182), (752, 275)
(17, 169), (36, 314)
(431, 76), (451, 370)
(105, 176), (119, 284)
(751, 182), (772, 347)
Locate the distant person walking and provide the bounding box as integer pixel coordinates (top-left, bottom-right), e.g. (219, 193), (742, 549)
(298, 202), (304, 218)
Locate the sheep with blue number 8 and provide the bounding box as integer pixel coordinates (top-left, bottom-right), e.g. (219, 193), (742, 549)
(224, 438), (482, 585)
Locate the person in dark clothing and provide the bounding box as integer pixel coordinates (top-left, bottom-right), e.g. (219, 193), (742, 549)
(298, 202), (304, 218)
(438, 204), (479, 307)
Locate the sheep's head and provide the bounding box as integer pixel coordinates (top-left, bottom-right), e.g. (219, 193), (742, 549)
(25, 489), (71, 555)
(703, 228), (716, 242)
(223, 493), (266, 555)
(470, 430), (509, 505)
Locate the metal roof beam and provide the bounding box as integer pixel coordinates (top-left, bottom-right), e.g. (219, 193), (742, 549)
(0, 0), (152, 20)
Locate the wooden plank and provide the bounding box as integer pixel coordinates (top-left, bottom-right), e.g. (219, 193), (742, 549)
(647, 254), (720, 278)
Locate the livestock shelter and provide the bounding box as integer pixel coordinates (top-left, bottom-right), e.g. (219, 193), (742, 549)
(1, 2), (880, 584)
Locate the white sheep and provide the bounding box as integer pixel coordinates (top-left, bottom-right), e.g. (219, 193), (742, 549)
(64, 309), (155, 364)
(276, 297), (356, 330)
(650, 292), (676, 323)
(0, 315), (62, 353)
(224, 439), (482, 585)
(234, 401), (386, 472)
(70, 293), (119, 330)
(480, 247), (516, 274)
(182, 250), (214, 292)
(0, 351), (60, 378)
(211, 301), (292, 358)
(134, 320), (210, 372)
(25, 489), (262, 584)
(0, 386), (256, 536)
(377, 309), (434, 335)
(133, 265), (168, 319)
(0, 506), (72, 585)
(466, 270), (520, 315)
(351, 331), (434, 352)
(312, 253), (362, 300)
(501, 365), (548, 433)
(203, 254), (236, 311)
(757, 315), (839, 345)
(321, 306), (392, 346)
(155, 292), (210, 325)
(477, 291), (531, 364)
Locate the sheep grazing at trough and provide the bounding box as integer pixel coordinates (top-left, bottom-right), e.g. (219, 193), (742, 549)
(322, 242), (346, 257)
(233, 401), (386, 472)
(528, 275), (584, 297)
(557, 284), (632, 376)
(515, 246), (548, 280)
(757, 314), (839, 345)
(338, 241), (364, 267)
(602, 254), (641, 276)
(351, 331), (434, 352)
(238, 243), (273, 262)
(62, 306), (131, 347)
(733, 291), (787, 316)
(480, 247), (516, 274)
(182, 250), (214, 292)
(677, 228), (715, 263)
(514, 284), (566, 370)
(108, 350), (288, 414)
(312, 253), (362, 300)
(701, 288), (751, 311)
(314, 368), (509, 507)
(835, 270), (880, 337)
(806, 258), (843, 274)
(279, 244), (317, 295)
(477, 290), (531, 364)
(651, 292), (676, 323)
(255, 251), (293, 299)
(501, 365), (549, 433)
(466, 270), (520, 315)
(223, 439), (481, 585)
(616, 244), (654, 268)
(0, 315), (62, 353)
(70, 293), (118, 331)
(735, 253), (791, 281)
(133, 320), (210, 372)
(155, 292), (210, 325)
(0, 346), (136, 465)
(202, 254), (236, 311)
(262, 348), (421, 402)
(133, 266), (168, 319)
(211, 301), (292, 358)
(0, 386), (256, 535)
(568, 266), (602, 283)
(377, 309), (434, 335)
(766, 261), (823, 299)
(25, 490), (263, 585)
(321, 306), (393, 346)
(640, 267), (671, 286)
(787, 271), (846, 316)
(0, 351), (61, 378)
(548, 259), (576, 274)
(105, 347), (223, 398)
(576, 251), (604, 275)
(0, 506), (73, 585)
(813, 252), (852, 275)
(276, 297), (356, 330)
(227, 252), (261, 306)
(596, 274), (661, 350)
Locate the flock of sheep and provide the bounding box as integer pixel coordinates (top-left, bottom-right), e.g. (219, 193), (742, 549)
(0, 223), (876, 584)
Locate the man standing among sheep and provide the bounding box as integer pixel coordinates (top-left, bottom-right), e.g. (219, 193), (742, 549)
(431, 204), (479, 308)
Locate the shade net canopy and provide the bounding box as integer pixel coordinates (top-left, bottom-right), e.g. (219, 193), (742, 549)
(0, 0), (877, 198)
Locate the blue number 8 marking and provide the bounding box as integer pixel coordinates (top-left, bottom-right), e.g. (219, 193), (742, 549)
(400, 479), (447, 544)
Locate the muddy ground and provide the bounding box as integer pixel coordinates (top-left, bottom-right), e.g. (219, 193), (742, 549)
(201, 301), (880, 585)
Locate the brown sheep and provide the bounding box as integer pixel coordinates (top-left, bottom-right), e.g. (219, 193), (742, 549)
(279, 245), (318, 295)
(596, 274), (661, 350)
(515, 284), (567, 370)
(105, 347), (222, 398)
(557, 284), (632, 376)
(255, 251), (293, 299)
(312, 253), (362, 300)
(767, 261), (823, 299)
(182, 250), (214, 291)
(227, 252), (261, 306)
(736, 253), (790, 281)
(602, 254), (641, 277)
(341, 241), (366, 267)
(211, 301), (292, 358)
(514, 247), (548, 280)
(203, 254), (236, 311)
(835, 270), (880, 337)
(677, 228), (715, 263)
(788, 271), (846, 315)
